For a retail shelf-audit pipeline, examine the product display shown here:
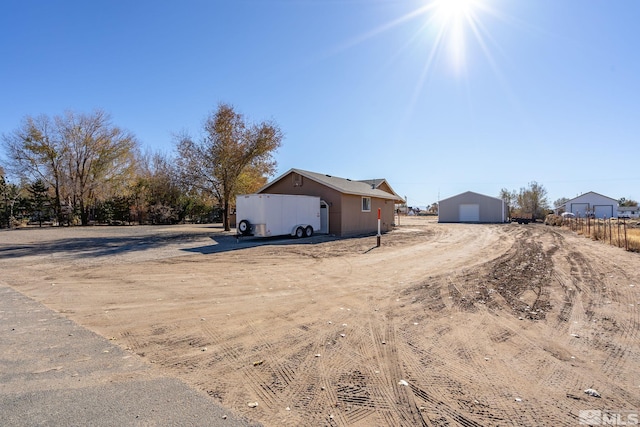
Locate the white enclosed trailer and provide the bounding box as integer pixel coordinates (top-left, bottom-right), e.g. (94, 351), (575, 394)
(236, 194), (322, 238)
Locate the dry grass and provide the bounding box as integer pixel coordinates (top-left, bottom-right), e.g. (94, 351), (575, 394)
(544, 214), (563, 226)
(566, 218), (640, 252)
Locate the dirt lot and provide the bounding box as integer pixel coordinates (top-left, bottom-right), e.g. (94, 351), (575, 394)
(1, 217), (639, 426)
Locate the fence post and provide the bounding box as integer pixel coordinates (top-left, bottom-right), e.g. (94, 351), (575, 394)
(624, 218), (628, 251)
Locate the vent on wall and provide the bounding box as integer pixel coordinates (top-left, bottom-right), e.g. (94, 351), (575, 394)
(292, 173), (303, 187)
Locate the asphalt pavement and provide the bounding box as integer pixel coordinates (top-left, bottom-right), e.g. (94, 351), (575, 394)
(0, 284), (261, 427)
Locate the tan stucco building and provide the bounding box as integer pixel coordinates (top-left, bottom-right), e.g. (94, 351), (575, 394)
(257, 168), (404, 236)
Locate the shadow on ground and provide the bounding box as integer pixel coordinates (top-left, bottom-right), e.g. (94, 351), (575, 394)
(0, 227), (343, 259)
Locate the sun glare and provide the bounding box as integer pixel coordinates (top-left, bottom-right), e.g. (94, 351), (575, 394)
(329, 0), (494, 78)
(319, 0), (501, 138)
(434, 0), (477, 22)
(431, 0), (483, 72)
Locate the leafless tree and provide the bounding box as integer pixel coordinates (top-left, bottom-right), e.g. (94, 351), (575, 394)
(134, 149), (185, 224)
(500, 183), (549, 220)
(2, 115), (67, 222)
(518, 181), (549, 220)
(553, 197), (570, 211)
(2, 110), (139, 225)
(499, 188), (517, 215)
(176, 103), (282, 231)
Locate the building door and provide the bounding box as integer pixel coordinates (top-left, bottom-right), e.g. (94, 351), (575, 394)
(320, 201), (329, 234)
(459, 204), (480, 222)
(594, 205), (614, 219)
(570, 203), (589, 218)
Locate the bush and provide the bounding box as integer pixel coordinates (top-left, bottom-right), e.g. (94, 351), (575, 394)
(148, 203), (178, 224)
(544, 214), (563, 226)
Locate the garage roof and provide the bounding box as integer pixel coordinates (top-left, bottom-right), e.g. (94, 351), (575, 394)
(439, 191), (503, 203)
(260, 168), (405, 203)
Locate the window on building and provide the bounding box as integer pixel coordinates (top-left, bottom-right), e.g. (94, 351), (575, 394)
(362, 197), (371, 212)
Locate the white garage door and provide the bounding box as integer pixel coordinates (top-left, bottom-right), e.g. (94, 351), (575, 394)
(594, 205), (613, 219)
(459, 204), (480, 222)
(571, 203), (589, 217)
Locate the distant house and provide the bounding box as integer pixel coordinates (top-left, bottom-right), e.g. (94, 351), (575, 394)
(438, 191), (508, 223)
(256, 168), (404, 236)
(617, 206), (639, 219)
(559, 191), (618, 219)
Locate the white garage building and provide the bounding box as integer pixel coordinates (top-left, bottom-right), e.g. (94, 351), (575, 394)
(438, 191), (508, 223)
(560, 191), (618, 219)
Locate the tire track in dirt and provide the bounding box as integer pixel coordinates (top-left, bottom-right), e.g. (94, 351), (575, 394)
(397, 325), (487, 426)
(581, 255), (640, 385)
(325, 304), (413, 426)
(115, 223), (633, 426)
(195, 321), (284, 415)
(539, 228), (640, 412)
(541, 232), (612, 419)
(393, 284), (514, 427)
(117, 329), (148, 357)
(607, 269), (640, 381)
(545, 229), (638, 390)
(396, 225), (601, 426)
(594, 280), (638, 406)
(240, 319), (329, 426)
(365, 321), (403, 427)
(353, 297), (402, 425)
(379, 322), (428, 427)
(497, 229), (605, 425)
(544, 229), (599, 346)
(401, 310), (567, 426)
(6, 219), (639, 426)
(395, 230), (521, 425)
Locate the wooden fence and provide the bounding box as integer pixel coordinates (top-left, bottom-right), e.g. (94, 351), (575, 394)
(565, 217), (631, 251)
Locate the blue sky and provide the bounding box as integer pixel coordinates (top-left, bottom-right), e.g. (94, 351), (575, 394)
(1, 0), (638, 208)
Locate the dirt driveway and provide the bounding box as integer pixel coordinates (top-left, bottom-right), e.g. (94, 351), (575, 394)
(1, 217), (639, 426)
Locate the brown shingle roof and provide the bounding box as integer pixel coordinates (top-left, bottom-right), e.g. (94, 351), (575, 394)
(261, 168), (405, 202)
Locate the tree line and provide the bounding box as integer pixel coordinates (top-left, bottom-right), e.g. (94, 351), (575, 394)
(0, 104), (282, 230)
(499, 183), (637, 221)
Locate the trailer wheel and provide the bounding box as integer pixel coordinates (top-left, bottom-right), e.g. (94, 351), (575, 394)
(295, 226), (304, 238)
(304, 226), (313, 237)
(238, 220), (251, 235)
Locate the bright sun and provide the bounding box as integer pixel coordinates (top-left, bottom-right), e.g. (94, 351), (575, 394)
(430, 0), (483, 71)
(433, 0), (477, 21)
(331, 0), (491, 76)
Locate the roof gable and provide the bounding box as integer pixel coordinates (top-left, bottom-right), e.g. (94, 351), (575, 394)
(564, 191), (618, 205)
(357, 179), (404, 201)
(439, 191), (503, 203)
